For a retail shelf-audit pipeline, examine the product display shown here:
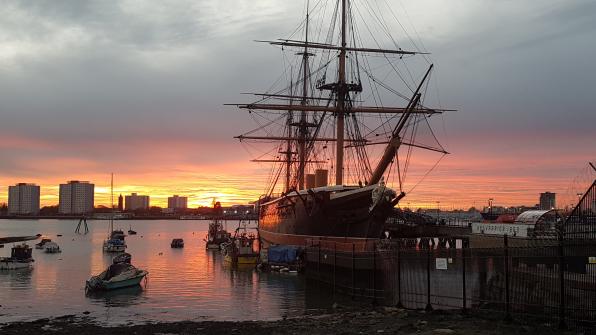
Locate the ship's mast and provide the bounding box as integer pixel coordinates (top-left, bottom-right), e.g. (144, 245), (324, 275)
(234, 0), (444, 192)
(368, 64), (434, 185)
(283, 100), (293, 192)
(110, 172), (114, 233)
(335, 0), (347, 186)
(297, 7), (310, 190)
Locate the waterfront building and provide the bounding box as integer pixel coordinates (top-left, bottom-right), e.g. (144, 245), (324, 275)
(167, 195), (188, 210)
(8, 183), (40, 215)
(59, 180), (94, 214)
(539, 192), (556, 210)
(118, 194), (124, 211)
(125, 193), (150, 211)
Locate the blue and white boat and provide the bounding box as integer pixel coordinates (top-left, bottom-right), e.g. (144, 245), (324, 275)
(102, 174), (127, 253)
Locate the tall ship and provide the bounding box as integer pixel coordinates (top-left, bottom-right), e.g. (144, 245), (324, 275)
(233, 0), (450, 249)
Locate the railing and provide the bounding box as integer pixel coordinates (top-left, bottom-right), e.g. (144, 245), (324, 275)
(305, 236), (596, 331)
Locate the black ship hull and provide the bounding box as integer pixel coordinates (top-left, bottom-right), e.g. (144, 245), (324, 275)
(258, 184), (396, 250)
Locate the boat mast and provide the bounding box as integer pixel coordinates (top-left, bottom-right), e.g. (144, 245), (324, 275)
(368, 64), (434, 185)
(110, 173), (114, 233)
(335, 0), (347, 186)
(282, 77), (294, 193)
(298, 4), (310, 190)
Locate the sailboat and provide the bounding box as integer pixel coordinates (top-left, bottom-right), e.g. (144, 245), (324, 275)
(233, 0), (450, 250)
(103, 174), (127, 252)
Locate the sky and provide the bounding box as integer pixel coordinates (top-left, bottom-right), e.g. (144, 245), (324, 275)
(0, 0), (594, 209)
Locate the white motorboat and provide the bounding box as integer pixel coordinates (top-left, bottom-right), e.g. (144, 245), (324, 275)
(44, 241), (61, 253)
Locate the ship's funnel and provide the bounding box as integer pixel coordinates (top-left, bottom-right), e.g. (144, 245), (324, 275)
(306, 174), (316, 189)
(315, 169), (328, 187)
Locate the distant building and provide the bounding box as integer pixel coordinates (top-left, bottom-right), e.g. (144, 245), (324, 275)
(125, 193), (150, 211)
(167, 195), (188, 210)
(59, 180), (94, 214)
(118, 194), (124, 211)
(8, 183), (40, 215)
(539, 192), (556, 210)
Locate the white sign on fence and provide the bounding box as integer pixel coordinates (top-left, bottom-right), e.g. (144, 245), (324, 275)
(471, 222), (529, 237)
(589, 257), (596, 264)
(435, 258), (448, 270)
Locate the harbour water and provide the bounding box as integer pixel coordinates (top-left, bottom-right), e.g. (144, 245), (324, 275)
(0, 219), (327, 325)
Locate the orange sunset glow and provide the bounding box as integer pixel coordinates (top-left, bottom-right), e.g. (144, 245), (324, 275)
(0, 0), (594, 211)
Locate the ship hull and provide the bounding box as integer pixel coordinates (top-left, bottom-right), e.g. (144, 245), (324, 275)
(258, 185), (395, 251)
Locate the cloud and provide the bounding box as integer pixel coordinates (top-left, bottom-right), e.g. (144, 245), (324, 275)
(0, 0), (594, 208)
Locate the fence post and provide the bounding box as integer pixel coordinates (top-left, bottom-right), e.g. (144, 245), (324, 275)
(372, 242), (378, 306)
(317, 242), (321, 282)
(352, 243), (355, 299)
(558, 232), (567, 330)
(333, 242), (337, 296)
(396, 246), (403, 308)
(462, 241), (467, 314)
(425, 241), (433, 311)
(504, 234), (512, 322)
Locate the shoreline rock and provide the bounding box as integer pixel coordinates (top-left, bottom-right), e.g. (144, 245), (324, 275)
(0, 308), (571, 335)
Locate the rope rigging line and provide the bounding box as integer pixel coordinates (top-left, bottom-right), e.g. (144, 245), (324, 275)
(406, 154), (446, 194)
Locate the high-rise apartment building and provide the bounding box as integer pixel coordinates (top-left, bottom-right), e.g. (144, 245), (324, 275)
(8, 183), (40, 215)
(59, 180), (94, 214)
(118, 194), (124, 211)
(167, 195), (188, 210)
(539, 192), (556, 210)
(125, 193), (150, 211)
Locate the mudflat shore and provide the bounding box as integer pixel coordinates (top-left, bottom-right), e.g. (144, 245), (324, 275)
(0, 307), (572, 335)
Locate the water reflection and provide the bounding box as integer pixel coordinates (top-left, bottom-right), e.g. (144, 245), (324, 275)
(86, 285), (145, 307)
(0, 267), (33, 290)
(0, 219), (319, 324)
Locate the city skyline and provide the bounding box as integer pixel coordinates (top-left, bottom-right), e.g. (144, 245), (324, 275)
(0, 0), (595, 209)
(0, 177), (577, 210)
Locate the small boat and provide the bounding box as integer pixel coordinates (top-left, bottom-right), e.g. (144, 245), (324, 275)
(35, 238), (52, 249)
(128, 225), (137, 235)
(171, 238), (184, 248)
(44, 241), (61, 253)
(103, 229), (127, 252)
(222, 227), (259, 265)
(103, 174), (127, 253)
(86, 253), (147, 292)
(0, 243), (34, 270)
(204, 201), (231, 249)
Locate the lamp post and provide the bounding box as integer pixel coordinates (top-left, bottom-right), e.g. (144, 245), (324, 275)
(488, 198), (494, 217)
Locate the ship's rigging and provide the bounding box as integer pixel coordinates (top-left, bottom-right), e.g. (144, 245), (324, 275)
(232, 0), (451, 201)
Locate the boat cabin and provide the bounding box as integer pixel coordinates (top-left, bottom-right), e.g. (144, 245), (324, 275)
(171, 238), (184, 248)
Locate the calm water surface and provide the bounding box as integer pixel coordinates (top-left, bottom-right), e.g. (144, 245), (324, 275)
(0, 219), (325, 324)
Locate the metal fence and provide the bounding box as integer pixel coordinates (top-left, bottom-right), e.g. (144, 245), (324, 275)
(305, 236), (596, 331)
(565, 179), (596, 239)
